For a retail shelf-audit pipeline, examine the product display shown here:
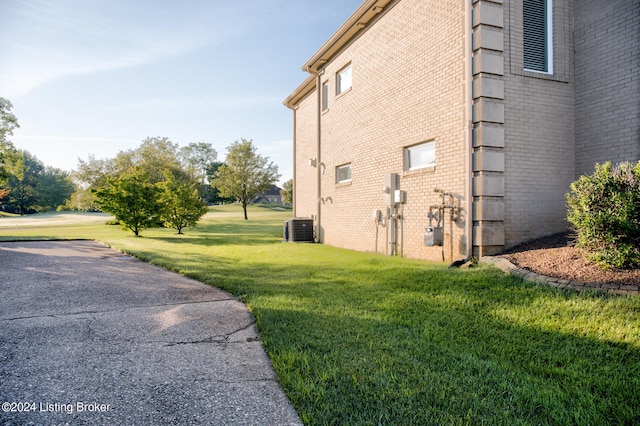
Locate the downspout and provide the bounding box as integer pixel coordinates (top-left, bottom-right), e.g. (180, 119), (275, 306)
(464, 0), (474, 260)
(315, 73), (322, 243)
(292, 106), (297, 218)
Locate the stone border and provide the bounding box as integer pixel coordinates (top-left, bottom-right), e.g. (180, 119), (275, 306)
(480, 256), (639, 296)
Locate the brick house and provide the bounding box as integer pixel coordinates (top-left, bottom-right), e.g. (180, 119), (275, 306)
(283, 0), (639, 262)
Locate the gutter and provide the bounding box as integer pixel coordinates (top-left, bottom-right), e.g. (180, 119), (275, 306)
(302, 0), (393, 74)
(283, 75), (316, 110)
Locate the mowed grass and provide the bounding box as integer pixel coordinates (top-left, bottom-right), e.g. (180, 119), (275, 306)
(2, 206), (640, 425)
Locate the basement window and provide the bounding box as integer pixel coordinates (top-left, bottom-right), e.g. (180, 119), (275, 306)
(404, 141), (436, 171)
(336, 163), (352, 184)
(523, 0), (553, 74)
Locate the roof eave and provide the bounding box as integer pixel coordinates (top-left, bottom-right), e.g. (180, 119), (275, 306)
(283, 74), (317, 109)
(283, 0), (394, 109)
(302, 0), (393, 74)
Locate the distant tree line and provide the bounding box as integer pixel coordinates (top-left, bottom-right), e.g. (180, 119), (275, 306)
(1, 98), (74, 214)
(1, 97), (283, 233)
(2, 150), (74, 215)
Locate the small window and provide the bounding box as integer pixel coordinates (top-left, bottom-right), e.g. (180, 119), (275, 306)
(336, 163), (352, 184)
(404, 141), (435, 171)
(523, 0), (553, 73)
(336, 64), (352, 95)
(321, 81), (329, 111)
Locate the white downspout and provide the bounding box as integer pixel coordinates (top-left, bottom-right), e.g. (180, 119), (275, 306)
(464, 0), (474, 260)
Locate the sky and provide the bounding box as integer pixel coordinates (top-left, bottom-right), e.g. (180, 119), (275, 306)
(0, 0), (364, 185)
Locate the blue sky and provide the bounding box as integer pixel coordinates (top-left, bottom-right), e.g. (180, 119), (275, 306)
(0, 0), (363, 185)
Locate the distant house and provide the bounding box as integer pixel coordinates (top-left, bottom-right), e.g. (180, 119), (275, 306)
(251, 185), (282, 205)
(284, 0), (639, 261)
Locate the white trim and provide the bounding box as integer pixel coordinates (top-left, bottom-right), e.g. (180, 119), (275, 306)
(321, 80), (330, 111)
(335, 163), (352, 184)
(336, 63), (352, 95)
(546, 0), (553, 74)
(404, 141), (436, 171)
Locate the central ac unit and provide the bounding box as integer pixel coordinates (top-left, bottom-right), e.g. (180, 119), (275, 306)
(284, 218), (314, 242)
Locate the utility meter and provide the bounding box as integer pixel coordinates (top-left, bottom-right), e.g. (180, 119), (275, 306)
(424, 226), (444, 246)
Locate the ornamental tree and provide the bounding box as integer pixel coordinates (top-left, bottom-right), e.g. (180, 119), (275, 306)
(212, 139), (280, 220)
(159, 171), (208, 234)
(94, 168), (161, 236)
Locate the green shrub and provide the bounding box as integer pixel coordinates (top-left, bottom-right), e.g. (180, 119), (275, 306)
(566, 161), (640, 269)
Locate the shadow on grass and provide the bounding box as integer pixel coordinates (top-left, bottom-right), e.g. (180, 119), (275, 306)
(258, 300), (640, 425)
(152, 221), (286, 246)
(133, 239), (640, 424)
(72, 212), (639, 426)
(246, 265), (640, 425)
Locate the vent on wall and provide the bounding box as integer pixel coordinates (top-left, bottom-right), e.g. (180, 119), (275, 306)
(284, 218), (314, 243)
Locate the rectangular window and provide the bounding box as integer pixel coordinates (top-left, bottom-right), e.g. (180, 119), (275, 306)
(336, 163), (352, 184)
(404, 141), (435, 171)
(336, 64), (352, 95)
(523, 0), (553, 73)
(321, 81), (329, 111)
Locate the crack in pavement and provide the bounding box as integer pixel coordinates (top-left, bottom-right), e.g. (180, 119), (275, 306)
(0, 240), (303, 425)
(191, 377), (279, 385)
(164, 320), (259, 347)
(1, 297), (238, 322)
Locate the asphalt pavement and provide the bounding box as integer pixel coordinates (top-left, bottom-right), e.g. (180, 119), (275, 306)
(0, 240), (302, 425)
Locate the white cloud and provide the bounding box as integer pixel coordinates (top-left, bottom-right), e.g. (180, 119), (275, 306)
(102, 94), (283, 112)
(0, 0), (256, 98)
(14, 135), (139, 144)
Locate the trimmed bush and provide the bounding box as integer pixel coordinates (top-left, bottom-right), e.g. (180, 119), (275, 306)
(566, 161), (640, 269)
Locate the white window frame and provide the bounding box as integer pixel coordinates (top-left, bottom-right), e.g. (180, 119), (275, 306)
(321, 81), (329, 111)
(404, 141), (436, 171)
(336, 163), (352, 184)
(336, 63), (352, 95)
(523, 0), (553, 74)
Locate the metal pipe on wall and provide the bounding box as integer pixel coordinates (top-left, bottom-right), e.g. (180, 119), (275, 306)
(291, 106), (297, 218)
(315, 73), (322, 243)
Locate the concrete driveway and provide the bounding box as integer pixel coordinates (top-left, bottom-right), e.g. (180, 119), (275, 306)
(0, 240), (302, 425)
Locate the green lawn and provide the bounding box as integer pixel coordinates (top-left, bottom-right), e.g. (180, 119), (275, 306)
(2, 206), (639, 425)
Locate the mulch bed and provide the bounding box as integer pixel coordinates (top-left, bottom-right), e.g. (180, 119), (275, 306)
(499, 232), (640, 289)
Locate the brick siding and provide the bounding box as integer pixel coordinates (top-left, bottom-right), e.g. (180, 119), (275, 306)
(574, 0), (640, 176)
(286, 0), (639, 261)
(314, 0), (468, 261)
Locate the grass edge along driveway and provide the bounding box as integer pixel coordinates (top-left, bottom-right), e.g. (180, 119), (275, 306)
(3, 206), (640, 425)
